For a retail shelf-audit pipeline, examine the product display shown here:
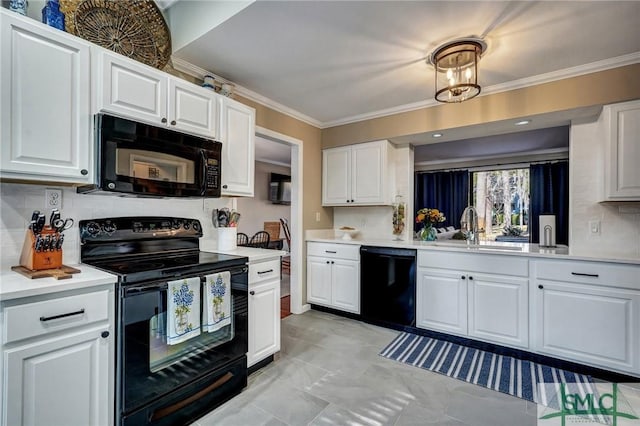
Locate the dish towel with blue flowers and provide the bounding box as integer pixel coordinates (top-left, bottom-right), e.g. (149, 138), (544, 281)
(204, 271), (231, 333)
(167, 277), (201, 345)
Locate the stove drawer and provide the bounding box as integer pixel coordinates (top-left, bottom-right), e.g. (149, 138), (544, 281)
(249, 259), (281, 284)
(3, 289), (110, 344)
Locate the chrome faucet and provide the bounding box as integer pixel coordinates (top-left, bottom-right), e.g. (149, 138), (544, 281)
(460, 206), (480, 245)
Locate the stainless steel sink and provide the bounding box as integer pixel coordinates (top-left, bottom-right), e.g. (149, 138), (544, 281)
(432, 241), (524, 252)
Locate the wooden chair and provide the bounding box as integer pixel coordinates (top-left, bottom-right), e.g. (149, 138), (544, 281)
(248, 231), (270, 248)
(237, 232), (249, 246)
(279, 218), (291, 274)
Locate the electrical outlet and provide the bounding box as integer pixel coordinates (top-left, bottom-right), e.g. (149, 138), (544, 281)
(315, 212), (321, 222)
(45, 189), (62, 209)
(589, 220), (600, 235)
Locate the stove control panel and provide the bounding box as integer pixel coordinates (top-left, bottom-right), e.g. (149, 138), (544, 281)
(79, 217), (204, 242)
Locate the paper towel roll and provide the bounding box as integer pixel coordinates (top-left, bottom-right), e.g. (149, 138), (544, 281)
(539, 215), (556, 247)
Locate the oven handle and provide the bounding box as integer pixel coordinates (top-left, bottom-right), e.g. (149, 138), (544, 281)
(149, 372), (234, 422)
(124, 266), (248, 295)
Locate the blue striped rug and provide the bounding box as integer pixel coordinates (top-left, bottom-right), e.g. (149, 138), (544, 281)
(380, 332), (595, 406)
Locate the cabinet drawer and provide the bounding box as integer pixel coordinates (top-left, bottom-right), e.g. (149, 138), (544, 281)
(3, 290), (110, 344)
(249, 258), (281, 284)
(533, 259), (640, 289)
(418, 251), (528, 277)
(307, 242), (360, 260)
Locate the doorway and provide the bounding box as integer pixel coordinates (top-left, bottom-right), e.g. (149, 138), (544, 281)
(253, 126), (305, 315)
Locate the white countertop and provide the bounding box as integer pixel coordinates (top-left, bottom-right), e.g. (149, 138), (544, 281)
(306, 235), (640, 265)
(0, 265), (117, 302)
(210, 247), (287, 263)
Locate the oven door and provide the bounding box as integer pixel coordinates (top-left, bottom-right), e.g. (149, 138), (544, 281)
(118, 266), (247, 421)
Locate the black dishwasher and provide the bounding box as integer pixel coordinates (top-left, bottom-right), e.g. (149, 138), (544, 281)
(360, 246), (416, 328)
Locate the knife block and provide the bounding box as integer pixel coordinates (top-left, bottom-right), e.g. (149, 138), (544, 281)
(19, 227), (62, 271)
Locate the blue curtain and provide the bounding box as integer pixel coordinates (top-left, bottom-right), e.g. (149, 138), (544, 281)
(414, 170), (469, 232)
(529, 161), (569, 245)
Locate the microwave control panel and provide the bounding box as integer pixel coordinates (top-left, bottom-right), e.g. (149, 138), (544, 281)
(206, 158), (220, 189)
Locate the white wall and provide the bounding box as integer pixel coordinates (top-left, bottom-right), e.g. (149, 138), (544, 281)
(0, 183), (233, 269)
(236, 161), (291, 243)
(569, 115), (640, 259)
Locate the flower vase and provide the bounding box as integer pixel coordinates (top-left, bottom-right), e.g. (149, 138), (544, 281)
(419, 224), (438, 241)
(42, 0), (66, 31)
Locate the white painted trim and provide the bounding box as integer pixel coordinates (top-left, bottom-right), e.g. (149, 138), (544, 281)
(415, 147), (569, 167)
(255, 126), (306, 315)
(172, 52), (640, 130)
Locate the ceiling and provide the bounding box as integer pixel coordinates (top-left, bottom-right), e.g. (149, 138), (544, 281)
(255, 136), (291, 166)
(170, 1), (640, 129)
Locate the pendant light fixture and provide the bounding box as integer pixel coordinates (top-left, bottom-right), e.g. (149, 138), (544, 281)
(428, 38), (486, 103)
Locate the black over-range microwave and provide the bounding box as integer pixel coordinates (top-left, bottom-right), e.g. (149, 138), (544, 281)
(77, 114), (222, 197)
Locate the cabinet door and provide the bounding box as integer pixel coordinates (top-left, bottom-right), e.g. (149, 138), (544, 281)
(248, 279), (280, 367)
(0, 13), (91, 183)
(306, 257), (332, 306)
(468, 274), (528, 348)
(322, 146), (351, 205)
(219, 97), (255, 196)
(351, 141), (388, 204)
(99, 51), (167, 126)
(4, 326), (111, 426)
(605, 100), (640, 200)
(331, 259), (360, 314)
(534, 280), (640, 375)
(168, 79), (219, 139)
(416, 268), (467, 335)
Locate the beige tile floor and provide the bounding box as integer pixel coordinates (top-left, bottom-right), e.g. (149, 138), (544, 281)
(195, 310), (538, 426)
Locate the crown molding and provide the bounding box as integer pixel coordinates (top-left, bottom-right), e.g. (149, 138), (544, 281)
(255, 158), (292, 168)
(321, 52), (640, 128)
(170, 57), (323, 128)
(172, 52), (640, 130)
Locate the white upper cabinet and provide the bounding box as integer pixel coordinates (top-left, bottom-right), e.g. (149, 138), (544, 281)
(219, 96), (255, 197)
(0, 10), (92, 183)
(322, 147), (351, 205)
(98, 51), (218, 139)
(603, 100), (640, 201)
(322, 140), (394, 206)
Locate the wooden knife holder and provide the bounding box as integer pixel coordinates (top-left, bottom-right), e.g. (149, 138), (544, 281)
(19, 227), (62, 271)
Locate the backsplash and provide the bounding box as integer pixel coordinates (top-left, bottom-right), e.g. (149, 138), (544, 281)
(333, 206), (395, 240)
(0, 183), (232, 269)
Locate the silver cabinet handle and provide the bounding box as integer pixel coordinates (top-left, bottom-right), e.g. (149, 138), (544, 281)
(40, 308), (85, 322)
(257, 269), (274, 275)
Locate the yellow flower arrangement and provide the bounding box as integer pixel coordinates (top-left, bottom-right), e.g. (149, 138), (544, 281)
(415, 208), (446, 225)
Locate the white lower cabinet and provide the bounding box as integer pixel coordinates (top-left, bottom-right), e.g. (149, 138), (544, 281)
(416, 269), (467, 335)
(306, 243), (360, 314)
(416, 251), (529, 349)
(247, 258), (281, 367)
(1, 285), (114, 426)
(5, 326), (110, 426)
(468, 274), (528, 348)
(532, 259), (640, 376)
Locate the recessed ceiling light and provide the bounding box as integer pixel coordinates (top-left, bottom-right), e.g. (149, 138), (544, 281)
(515, 120), (531, 126)
(432, 133), (443, 138)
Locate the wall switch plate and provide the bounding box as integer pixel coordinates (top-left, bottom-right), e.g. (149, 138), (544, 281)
(315, 212), (321, 222)
(45, 188), (62, 209)
(589, 220), (600, 235)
